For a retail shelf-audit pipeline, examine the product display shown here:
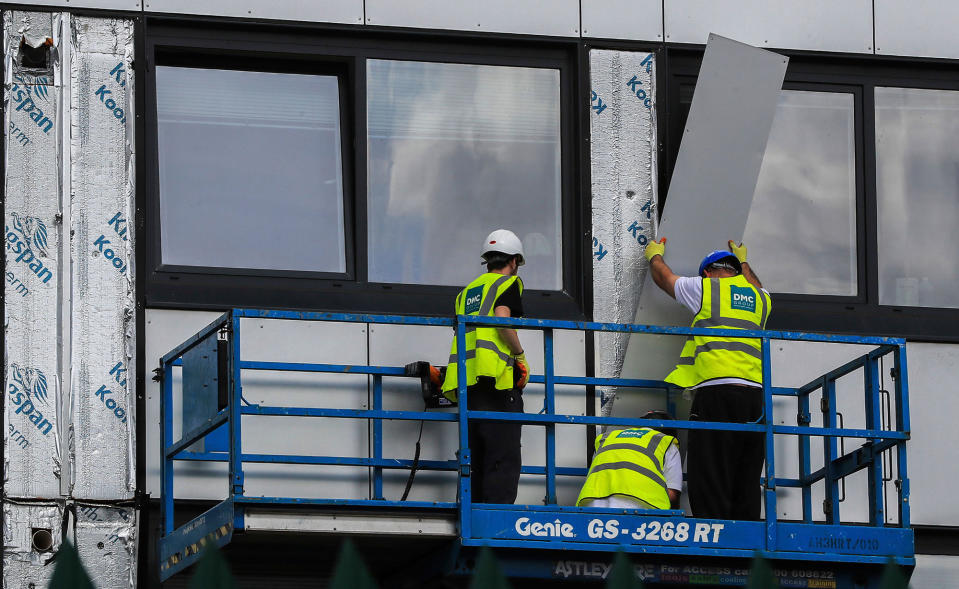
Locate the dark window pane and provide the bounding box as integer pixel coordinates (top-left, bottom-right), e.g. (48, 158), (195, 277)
(366, 60), (562, 290)
(156, 66), (346, 273)
(744, 90), (857, 296)
(876, 87), (959, 308)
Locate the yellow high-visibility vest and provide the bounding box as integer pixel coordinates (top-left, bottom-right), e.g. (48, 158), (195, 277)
(576, 428), (677, 510)
(665, 275), (771, 389)
(442, 273), (523, 400)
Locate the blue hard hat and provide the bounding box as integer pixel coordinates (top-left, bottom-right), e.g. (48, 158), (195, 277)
(698, 250), (742, 277)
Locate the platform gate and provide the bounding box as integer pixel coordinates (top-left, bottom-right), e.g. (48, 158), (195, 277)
(157, 309), (913, 584)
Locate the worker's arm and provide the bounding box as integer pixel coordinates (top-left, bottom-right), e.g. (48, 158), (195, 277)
(494, 305), (523, 355)
(668, 489), (681, 509)
(645, 238), (679, 299)
(728, 241), (762, 290)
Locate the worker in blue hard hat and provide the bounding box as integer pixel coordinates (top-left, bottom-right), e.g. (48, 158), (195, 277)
(643, 238), (770, 521)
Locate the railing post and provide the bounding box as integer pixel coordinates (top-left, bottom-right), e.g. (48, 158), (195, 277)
(823, 376), (841, 524)
(798, 386), (813, 523)
(372, 374), (384, 500)
(894, 344), (911, 528)
(456, 315), (472, 538)
(865, 353), (885, 526)
(762, 337), (777, 551)
(229, 313), (245, 514)
(161, 361), (174, 536)
(544, 328), (556, 505)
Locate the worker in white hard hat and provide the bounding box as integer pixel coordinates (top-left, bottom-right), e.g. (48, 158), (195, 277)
(442, 229), (530, 504)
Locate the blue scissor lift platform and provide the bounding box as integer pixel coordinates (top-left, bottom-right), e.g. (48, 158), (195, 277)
(157, 309), (913, 587)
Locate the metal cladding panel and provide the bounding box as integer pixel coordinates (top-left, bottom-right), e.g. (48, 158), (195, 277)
(3, 10), (64, 499)
(9, 0), (141, 10)
(900, 342), (959, 526)
(75, 504), (137, 588)
(1, 502), (63, 588)
(365, 0), (581, 37)
(622, 35), (787, 383)
(875, 0), (959, 59)
(144, 0), (364, 25)
(369, 323), (458, 502)
(664, 0), (873, 54)
(587, 49), (658, 420)
(69, 16), (136, 500)
(582, 0), (663, 41)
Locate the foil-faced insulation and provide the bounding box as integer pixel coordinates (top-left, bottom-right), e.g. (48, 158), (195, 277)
(3, 10), (64, 499)
(588, 50), (658, 418)
(1, 502), (63, 588)
(75, 504), (137, 588)
(69, 15), (136, 501)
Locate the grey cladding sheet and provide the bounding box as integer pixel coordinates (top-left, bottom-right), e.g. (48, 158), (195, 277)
(621, 35), (787, 385)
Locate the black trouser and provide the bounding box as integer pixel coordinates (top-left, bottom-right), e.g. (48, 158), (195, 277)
(686, 384), (765, 520)
(466, 377), (524, 504)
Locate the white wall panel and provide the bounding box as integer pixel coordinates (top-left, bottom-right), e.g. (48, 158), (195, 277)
(365, 0), (580, 37)
(875, 0), (959, 60)
(582, 0), (662, 41)
(664, 0), (873, 53)
(912, 555), (959, 587)
(9, 0), (140, 10)
(144, 0), (364, 25)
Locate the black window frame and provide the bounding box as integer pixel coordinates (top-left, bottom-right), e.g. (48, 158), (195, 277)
(144, 19), (584, 319)
(662, 47), (959, 341)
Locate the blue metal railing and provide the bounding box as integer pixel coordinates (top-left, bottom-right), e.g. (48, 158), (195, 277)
(158, 309), (912, 581)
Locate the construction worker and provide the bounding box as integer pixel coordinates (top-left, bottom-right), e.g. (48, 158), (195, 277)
(577, 411), (682, 510)
(644, 238), (770, 520)
(442, 229), (531, 504)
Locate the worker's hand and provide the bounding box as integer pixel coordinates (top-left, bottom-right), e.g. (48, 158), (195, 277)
(644, 237), (666, 262)
(728, 240), (747, 263)
(513, 353), (530, 389)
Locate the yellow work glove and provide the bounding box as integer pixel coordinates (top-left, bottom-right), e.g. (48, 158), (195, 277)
(513, 353), (530, 389)
(728, 240), (747, 263)
(644, 237), (666, 262)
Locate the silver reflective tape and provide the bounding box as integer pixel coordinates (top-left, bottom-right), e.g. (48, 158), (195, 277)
(694, 340), (762, 359)
(594, 439), (661, 465)
(693, 316), (759, 330)
(479, 275), (512, 316)
(677, 356), (696, 365)
(588, 461), (667, 490)
(758, 288), (769, 327)
(448, 350), (477, 364)
(474, 339), (515, 366)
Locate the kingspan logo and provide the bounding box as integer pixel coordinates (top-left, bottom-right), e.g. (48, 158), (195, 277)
(5, 212), (54, 284)
(11, 74), (54, 135)
(7, 363), (53, 436)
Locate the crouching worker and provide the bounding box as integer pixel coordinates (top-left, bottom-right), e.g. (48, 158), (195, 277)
(576, 411), (682, 510)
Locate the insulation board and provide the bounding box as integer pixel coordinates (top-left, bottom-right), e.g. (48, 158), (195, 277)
(1, 502), (63, 588)
(68, 15), (136, 500)
(3, 10), (64, 499)
(587, 49), (658, 416)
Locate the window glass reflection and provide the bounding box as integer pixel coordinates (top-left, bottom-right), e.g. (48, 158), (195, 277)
(157, 67), (346, 273)
(367, 60), (562, 290)
(744, 90), (857, 296)
(876, 87), (959, 308)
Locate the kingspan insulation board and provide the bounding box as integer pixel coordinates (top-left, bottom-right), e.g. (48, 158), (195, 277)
(621, 35), (787, 386)
(1, 502), (63, 588)
(75, 504), (137, 588)
(588, 49), (658, 417)
(68, 16), (136, 500)
(3, 10), (64, 500)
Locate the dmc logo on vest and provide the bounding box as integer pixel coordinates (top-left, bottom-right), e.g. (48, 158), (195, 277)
(729, 285), (756, 312)
(464, 285), (483, 314)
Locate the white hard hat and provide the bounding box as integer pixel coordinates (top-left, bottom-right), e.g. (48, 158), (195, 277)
(481, 229), (525, 266)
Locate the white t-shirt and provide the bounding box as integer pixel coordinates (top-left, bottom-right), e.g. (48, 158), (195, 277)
(581, 443), (682, 509)
(673, 276), (768, 389)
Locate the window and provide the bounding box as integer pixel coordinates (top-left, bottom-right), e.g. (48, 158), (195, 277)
(876, 87), (959, 309)
(145, 26), (579, 317)
(156, 66), (347, 274)
(366, 60), (562, 290)
(745, 90), (858, 296)
(665, 50), (959, 339)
